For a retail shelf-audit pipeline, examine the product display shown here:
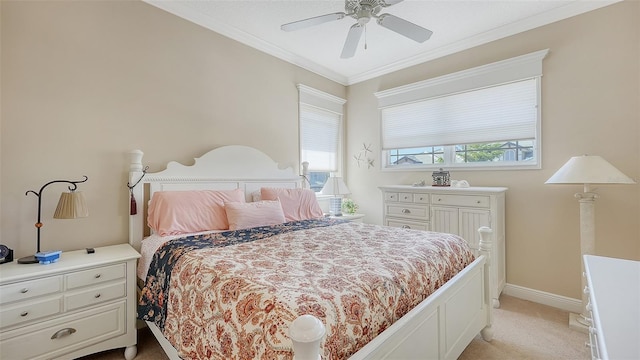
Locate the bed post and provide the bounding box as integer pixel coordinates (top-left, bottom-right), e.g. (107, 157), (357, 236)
(478, 226), (494, 342)
(129, 149), (144, 252)
(289, 314), (325, 360)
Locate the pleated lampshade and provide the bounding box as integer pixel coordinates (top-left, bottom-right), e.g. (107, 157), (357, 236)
(54, 191), (89, 219)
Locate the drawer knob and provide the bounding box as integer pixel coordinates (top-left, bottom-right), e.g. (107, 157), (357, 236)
(476, 200), (481, 204)
(51, 327), (77, 340)
(94, 293), (102, 298)
(20, 288), (29, 294)
(94, 274), (102, 279)
(401, 225), (411, 229)
(402, 209), (411, 214)
(437, 198), (442, 201)
(20, 311), (29, 317)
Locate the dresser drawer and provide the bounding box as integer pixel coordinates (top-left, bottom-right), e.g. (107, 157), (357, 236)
(0, 296), (63, 329)
(386, 204), (429, 220)
(384, 192), (399, 202)
(0, 301), (126, 360)
(66, 263), (126, 289)
(0, 276), (63, 305)
(413, 193), (429, 204)
(66, 281), (126, 311)
(432, 194), (490, 208)
(386, 219), (429, 231)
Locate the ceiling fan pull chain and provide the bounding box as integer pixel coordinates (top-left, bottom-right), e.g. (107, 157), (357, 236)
(365, 25), (368, 50)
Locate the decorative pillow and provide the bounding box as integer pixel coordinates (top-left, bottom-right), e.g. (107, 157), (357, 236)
(260, 187), (324, 221)
(148, 189), (245, 236)
(250, 190), (262, 202)
(225, 200), (286, 230)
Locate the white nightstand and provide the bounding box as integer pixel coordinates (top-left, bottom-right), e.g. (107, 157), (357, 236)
(0, 244), (140, 360)
(330, 213), (365, 222)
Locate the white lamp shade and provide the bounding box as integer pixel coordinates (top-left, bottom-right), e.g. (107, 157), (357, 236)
(545, 155), (635, 185)
(321, 177), (351, 196)
(54, 191), (89, 219)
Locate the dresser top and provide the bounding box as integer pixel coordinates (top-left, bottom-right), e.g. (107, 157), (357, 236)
(584, 255), (640, 360)
(0, 244), (140, 284)
(379, 185), (508, 193)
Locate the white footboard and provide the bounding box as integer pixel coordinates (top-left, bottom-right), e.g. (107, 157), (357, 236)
(291, 227), (494, 360)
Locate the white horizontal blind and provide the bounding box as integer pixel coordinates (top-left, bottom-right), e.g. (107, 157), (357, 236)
(300, 103), (341, 172)
(382, 78), (538, 150)
(298, 84), (345, 173)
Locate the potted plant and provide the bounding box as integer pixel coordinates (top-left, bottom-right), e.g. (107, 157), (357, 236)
(341, 198), (359, 215)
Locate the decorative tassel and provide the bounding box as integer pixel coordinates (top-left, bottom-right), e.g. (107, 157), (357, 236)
(130, 192), (137, 215)
(127, 165), (148, 216)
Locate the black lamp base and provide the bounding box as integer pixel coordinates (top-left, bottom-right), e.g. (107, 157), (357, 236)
(17, 255), (39, 264)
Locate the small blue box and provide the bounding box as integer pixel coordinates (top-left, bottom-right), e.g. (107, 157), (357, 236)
(35, 250), (62, 265)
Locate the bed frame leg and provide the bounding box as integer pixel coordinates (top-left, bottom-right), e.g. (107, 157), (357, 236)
(124, 345), (137, 360)
(289, 314), (325, 360)
(478, 226), (494, 343)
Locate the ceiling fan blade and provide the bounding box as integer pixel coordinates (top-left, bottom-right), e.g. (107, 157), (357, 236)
(341, 24), (365, 59)
(281, 12), (346, 32)
(377, 13), (433, 43)
(382, 0), (404, 7)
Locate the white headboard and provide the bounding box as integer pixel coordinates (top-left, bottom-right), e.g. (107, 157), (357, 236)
(128, 145), (304, 252)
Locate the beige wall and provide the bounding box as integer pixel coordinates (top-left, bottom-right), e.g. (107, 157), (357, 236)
(0, 1), (344, 257)
(346, 1), (639, 300)
(1, 0), (638, 303)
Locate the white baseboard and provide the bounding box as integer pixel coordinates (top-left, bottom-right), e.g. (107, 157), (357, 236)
(502, 283), (582, 313)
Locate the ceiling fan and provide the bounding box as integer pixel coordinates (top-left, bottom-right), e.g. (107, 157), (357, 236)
(281, 0), (433, 59)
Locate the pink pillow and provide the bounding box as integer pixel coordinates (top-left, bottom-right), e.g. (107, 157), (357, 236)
(225, 200), (286, 230)
(148, 189), (245, 236)
(260, 187), (324, 221)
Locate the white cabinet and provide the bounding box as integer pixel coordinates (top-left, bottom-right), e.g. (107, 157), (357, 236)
(583, 255), (640, 360)
(380, 185), (507, 307)
(0, 244), (140, 360)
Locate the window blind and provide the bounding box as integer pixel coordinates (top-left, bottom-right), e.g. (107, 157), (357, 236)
(381, 78), (538, 150)
(300, 103), (341, 172)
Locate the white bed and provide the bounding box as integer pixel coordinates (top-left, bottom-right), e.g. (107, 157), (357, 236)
(129, 145), (494, 360)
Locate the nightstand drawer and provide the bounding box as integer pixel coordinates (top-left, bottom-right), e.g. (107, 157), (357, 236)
(386, 219), (429, 231)
(0, 276), (63, 304)
(0, 301), (126, 360)
(66, 263), (126, 289)
(386, 204), (429, 220)
(432, 194), (490, 208)
(66, 281), (126, 311)
(0, 296), (63, 329)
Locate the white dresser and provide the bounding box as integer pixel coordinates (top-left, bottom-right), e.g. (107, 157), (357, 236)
(0, 244), (140, 360)
(583, 255), (640, 360)
(379, 185), (507, 307)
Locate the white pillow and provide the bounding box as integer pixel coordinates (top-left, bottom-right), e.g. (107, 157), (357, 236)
(225, 200), (286, 230)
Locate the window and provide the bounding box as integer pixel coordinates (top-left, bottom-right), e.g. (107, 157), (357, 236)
(376, 49), (548, 170)
(298, 85), (346, 191)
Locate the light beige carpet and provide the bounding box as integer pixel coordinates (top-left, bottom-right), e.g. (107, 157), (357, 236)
(78, 295), (589, 360)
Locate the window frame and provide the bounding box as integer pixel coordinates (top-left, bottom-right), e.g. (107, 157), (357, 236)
(375, 49), (548, 172)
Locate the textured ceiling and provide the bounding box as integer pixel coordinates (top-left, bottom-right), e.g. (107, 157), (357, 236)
(144, 0), (620, 85)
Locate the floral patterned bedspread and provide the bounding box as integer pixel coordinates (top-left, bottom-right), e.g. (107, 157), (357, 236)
(138, 219), (475, 360)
